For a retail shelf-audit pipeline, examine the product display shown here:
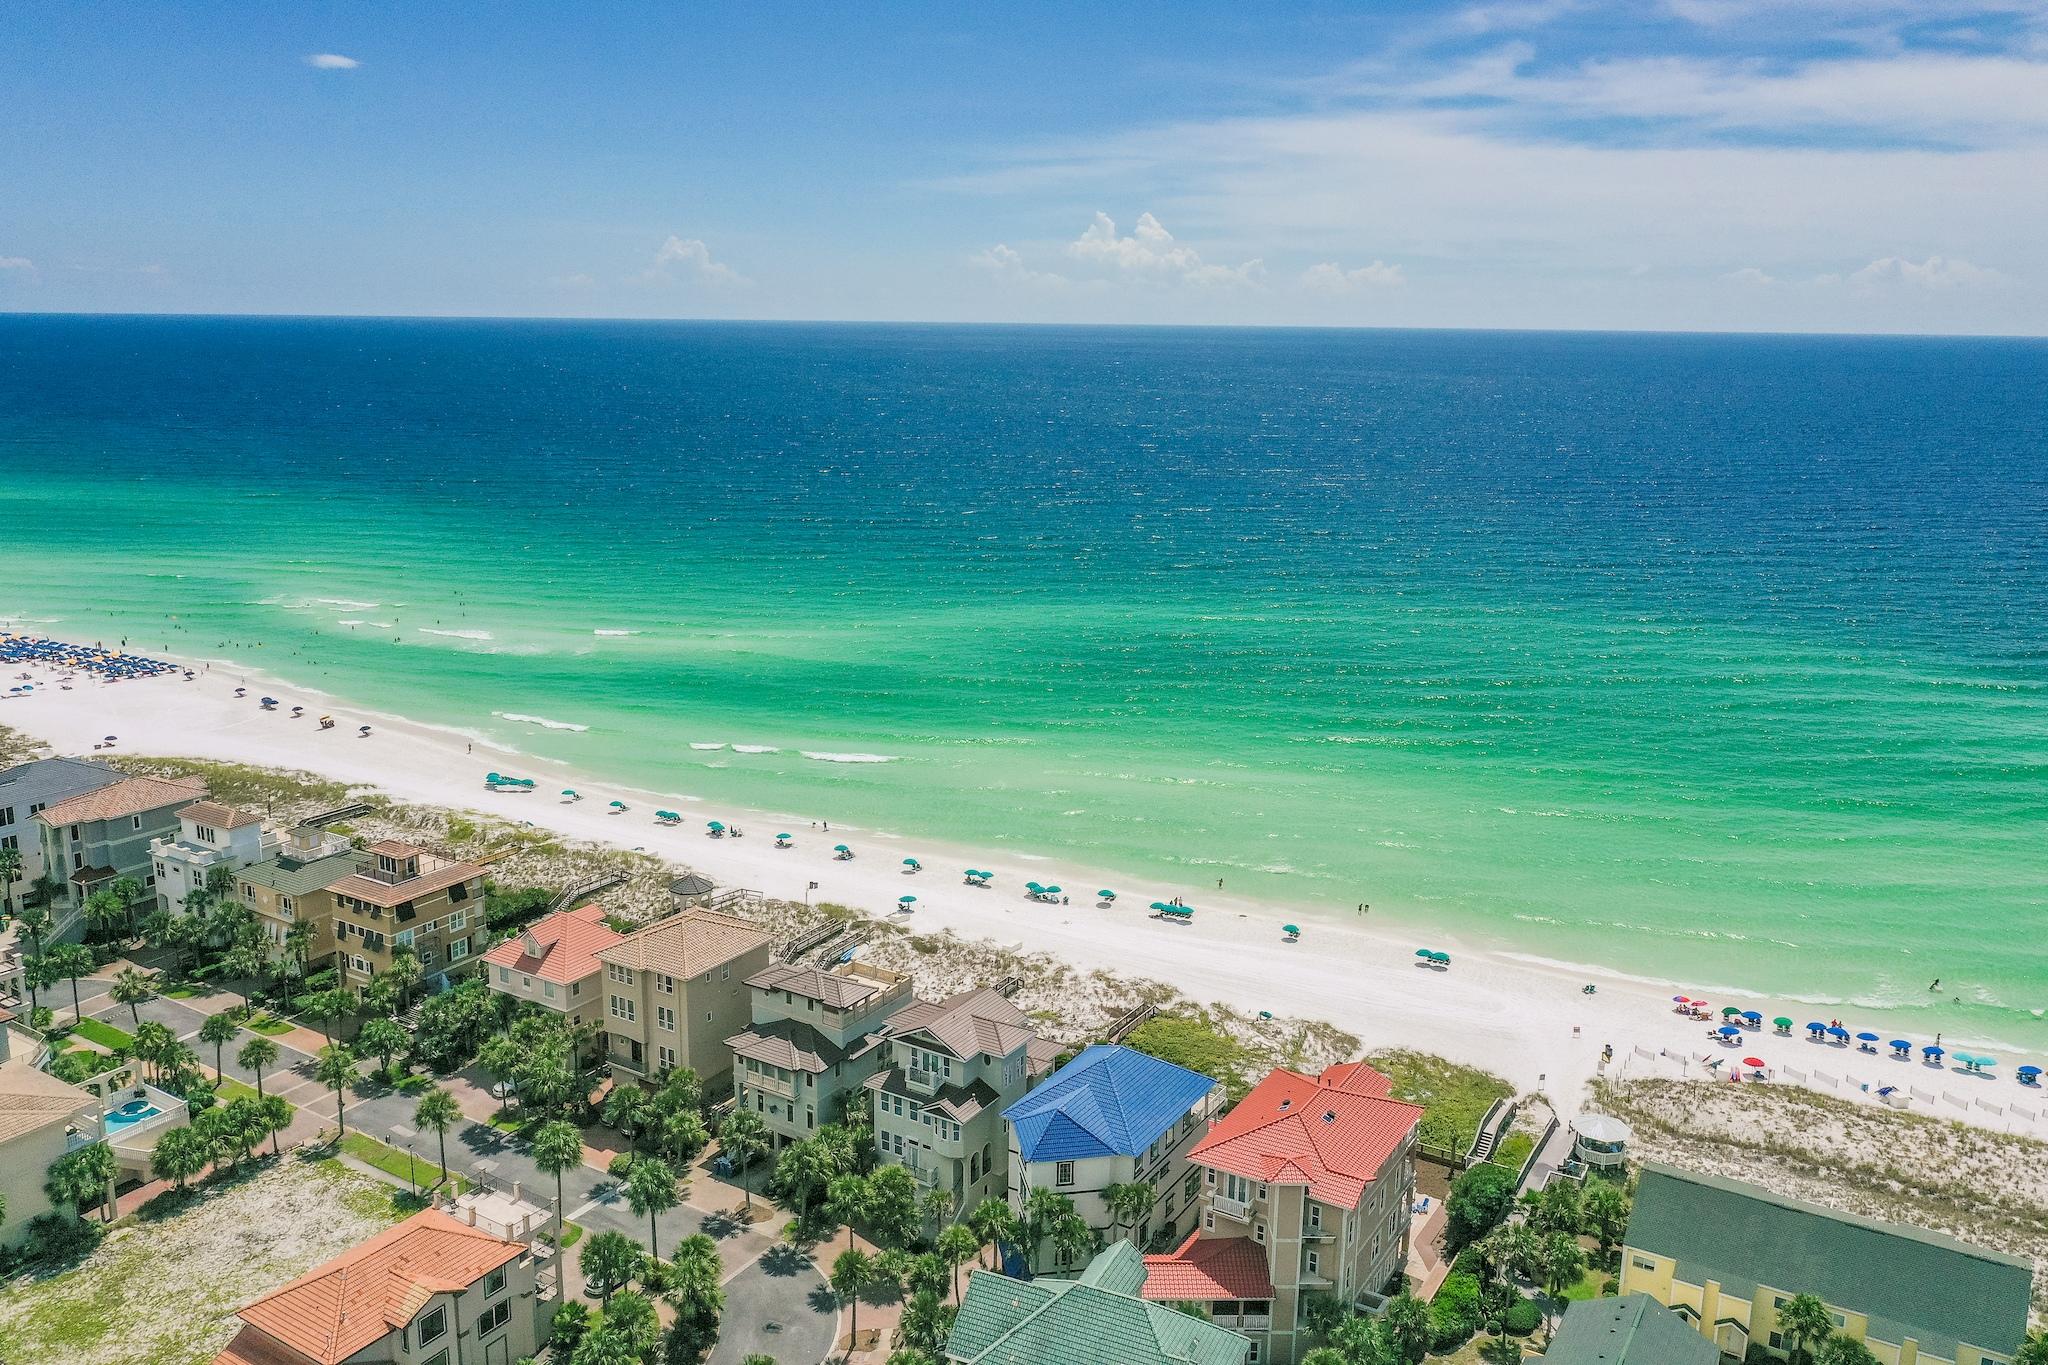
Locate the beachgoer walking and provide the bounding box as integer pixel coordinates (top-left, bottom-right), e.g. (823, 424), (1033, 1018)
(1930, 978), (1940, 990)
(1217, 878), (1223, 889)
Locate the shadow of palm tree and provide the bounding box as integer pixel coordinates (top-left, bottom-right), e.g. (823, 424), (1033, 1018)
(758, 1244), (814, 1279)
(806, 1282), (839, 1313)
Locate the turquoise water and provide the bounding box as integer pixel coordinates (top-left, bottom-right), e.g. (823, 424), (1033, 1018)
(104, 1099), (163, 1130)
(3, 317), (2045, 1044)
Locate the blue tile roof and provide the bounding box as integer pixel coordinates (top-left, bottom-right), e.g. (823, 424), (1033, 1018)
(1004, 1044), (1217, 1163)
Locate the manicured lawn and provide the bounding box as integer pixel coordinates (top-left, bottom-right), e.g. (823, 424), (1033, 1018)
(338, 1132), (469, 1194)
(244, 1013), (294, 1036)
(554, 1222), (585, 1248)
(71, 1017), (135, 1050)
(1562, 1267), (1608, 1301)
(214, 1077), (296, 1116)
(162, 984), (200, 999)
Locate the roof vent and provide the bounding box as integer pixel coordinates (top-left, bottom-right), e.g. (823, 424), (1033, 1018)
(1322, 1110), (1336, 1123)
(1278, 1098), (1291, 1110)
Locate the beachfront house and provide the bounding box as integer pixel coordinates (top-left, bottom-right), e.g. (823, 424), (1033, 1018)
(234, 822), (359, 965)
(594, 907), (773, 1090)
(0, 756), (126, 913)
(1620, 1163), (2033, 1365)
(946, 1241), (1252, 1365)
(32, 772), (207, 937)
(727, 958), (913, 1149)
(481, 903), (623, 1060)
(329, 839), (489, 993)
(150, 799), (278, 914)
(864, 986), (1057, 1223)
(212, 1207), (548, 1365)
(1141, 1060), (1423, 1365)
(1545, 1293), (1719, 1365)
(1004, 1043), (1225, 1259)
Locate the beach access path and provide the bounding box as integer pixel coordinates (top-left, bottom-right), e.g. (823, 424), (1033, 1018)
(10, 658), (2038, 1142)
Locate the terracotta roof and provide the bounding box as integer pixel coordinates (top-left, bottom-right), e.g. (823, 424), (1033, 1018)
(178, 800), (263, 830)
(0, 1057), (92, 1143)
(210, 1325), (323, 1365)
(38, 774), (205, 827)
(880, 987), (1037, 1062)
(481, 903), (621, 984)
(1188, 1059), (1421, 1209)
(329, 856), (482, 909)
(1141, 1232), (1276, 1302)
(596, 907), (771, 979)
(746, 960), (897, 1009)
(364, 838), (424, 857)
(232, 1208), (526, 1364)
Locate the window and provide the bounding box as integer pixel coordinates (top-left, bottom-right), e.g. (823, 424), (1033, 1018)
(132, 815), (142, 830)
(610, 995), (636, 1023)
(0, 805), (13, 826)
(1254, 1222), (1265, 1244)
(657, 973), (675, 994)
(1305, 1249), (1320, 1276)
(280, 894), (294, 914)
(424, 1355), (449, 1365)
(721, 964), (730, 980)
(1183, 1170), (1201, 1199)
(498, 966), (511, 983)
(484, 1266), (506, 1297)
(543, 980), (556, 999)
(449, 938), (469, 961)
(194, 823), (217, 843)
(1055, 1161), (1075, 1187)
(1632, 1256), (1656, 1272)
(1203, 1209), (1215, 1231)
(1246, 1339), (1261, 1363)
(478, 1299), (510, 1334)
(0, 834), (15, 852)
(607, 963), (635, 985)
(395, 928), (414, 947)
(658, 1045), (677, 1070)
(447, 909), (465, 932)
(1307, 1203), (1322, 1233)
(657, 1005), (675, 1032)
(417, 1305), (448, 1346)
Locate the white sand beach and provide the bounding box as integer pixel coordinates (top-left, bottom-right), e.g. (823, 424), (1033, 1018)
(6, 656), (2040, 1138)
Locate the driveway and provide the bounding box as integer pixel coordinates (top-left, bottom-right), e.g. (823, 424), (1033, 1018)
(711, 1243), (837, 1365)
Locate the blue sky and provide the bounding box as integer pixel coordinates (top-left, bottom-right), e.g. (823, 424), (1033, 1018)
(5, 0), (2046, 332)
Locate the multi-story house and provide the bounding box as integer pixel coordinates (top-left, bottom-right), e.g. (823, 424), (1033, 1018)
(33, 773), (207, 936)
(233, 823), (357, 964)
(481, 903), (622, 1058)
(328, 839), (488, 992)
(1621, 1163), (2032, 1365)
(1004, 1043), (1224, 1257)
(1547, 1295), (1718, 1365)
(0, 756), (126, 912)
(150, 799), (278, 914)
(0, 1018), (97, 1249)
(594, 907), (772, 1089)
(214, 1207), (548, 1365)
(947, 1242), (1252, 1365)
(865, 986), (1057, 1221)
(727, 958), (913, 1149)
(1141, 1060), (1422, 1365)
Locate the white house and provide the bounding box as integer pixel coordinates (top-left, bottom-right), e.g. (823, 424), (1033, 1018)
(152, 800), (278, 914)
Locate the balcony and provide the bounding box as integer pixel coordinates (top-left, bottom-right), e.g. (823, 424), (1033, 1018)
(1212, 1194), (1252, 1222)
(747, 1071), (797, 1102)
(906, 1066), (946, 1095)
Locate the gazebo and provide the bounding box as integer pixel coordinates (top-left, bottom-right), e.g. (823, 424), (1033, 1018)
(1570, 1113), (1634, 1169)
(668, 872), (715, 908)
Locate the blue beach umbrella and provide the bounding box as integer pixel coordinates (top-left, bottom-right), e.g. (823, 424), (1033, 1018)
(1740, 1010), (1763, 1022)
(608, 800), (627, 809)
(1977, 1055), (1997, 1068)
(1025, 881), (1043, 893)
(1889, 1040), (1911, 1055)
(777, 833), (791, 840)
(2019, 1066), (2042, 1082)
(1098, 890), (1116, 900)
(1806, 1022), (1827, 1036)
(1923, 1044), (1945, 1058)
(1718, 1025), (1741, 1037)
(1856, 1031), (1880, 1043)
(1415, 948), (1436, 958)
(1826, 1025), (1850, 1038)
(1043, 885), (1062, 895)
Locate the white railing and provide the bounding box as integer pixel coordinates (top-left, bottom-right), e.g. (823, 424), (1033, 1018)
(1212, 1194), (1251, 1222)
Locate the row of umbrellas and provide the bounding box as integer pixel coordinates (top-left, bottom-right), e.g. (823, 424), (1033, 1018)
(0, 633), (177, 679)
(1414, 948), (1452, 966)
(1677, 992), (2042, 1083)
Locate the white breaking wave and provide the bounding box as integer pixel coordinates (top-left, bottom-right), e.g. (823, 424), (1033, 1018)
(593, 629), (641, 637)
(731, 744), (780, 754)
(690, 742), (728, 751)
(493, 711), (589, 732)
(317, 598), (382, 610)
(419, 628), (493, 641)
(802, 751), (898, 764)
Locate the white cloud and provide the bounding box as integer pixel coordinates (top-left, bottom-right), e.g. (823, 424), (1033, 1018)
(0, 256), (32, 271)
(970, 243), (1068, 288)
(1065, 212), (1263, 286)
(645, 236), (746, 286)
(305, 53), (359, 70)
(1302, 260), (1406, 291)
(1722, 266), (1777, 285)
(1848, 255), (2002, 287)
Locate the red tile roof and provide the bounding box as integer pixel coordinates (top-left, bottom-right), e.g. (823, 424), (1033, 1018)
(1141, 1232), (1275, 1302)
(211, 1325), (323, 1365)
(229, 1209), (525, 1364)
(1187, 1059), (1421, 1209)
(481, 903), (621, 984)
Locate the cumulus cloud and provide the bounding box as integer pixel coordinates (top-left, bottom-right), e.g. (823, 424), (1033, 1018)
(1301, 260), (1406, 291)
(1848, 255), (2001, 287)
(970, 243), (1068, 288)
(0, 256), (32, 271)
(1065, 212), (1264, 286)
(1722, 266), (1777, 285)
(305, 53), (359, 69)
(644, 236), (746, 286)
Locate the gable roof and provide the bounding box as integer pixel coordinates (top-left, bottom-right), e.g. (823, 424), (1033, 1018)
(1544, 1294), (1719, 1365)
(1187, 1060), (1421, 1209)
(746, 959), (897, 1009)
(1006, 1044), (1219, 1163)
(239, 849), (366, 898)
(231, 1209), (526, 1364)
(597, 907), (771, 978)
(729, 1017), (850, 1074)
(1141, 1232), (1276, 1303)
(1626, 1164), (2032, 1358)
(881, 986), (1036, 1062)
(481, 903), (621, 984)
(948, 1247), (1252, 1365)
(0, 1057), (93, 1143)
(38, 774), (205, 826)
(178, 800), (263, 830)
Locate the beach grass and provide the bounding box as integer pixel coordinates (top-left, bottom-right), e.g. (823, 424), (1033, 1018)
(111, 754), (362, 813)
(1126, 1012), (1251, 1098)
(1368, 1049), (1514, 1152)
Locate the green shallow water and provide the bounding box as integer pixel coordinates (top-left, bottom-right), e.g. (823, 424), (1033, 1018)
(3, 316), (2045, 1048)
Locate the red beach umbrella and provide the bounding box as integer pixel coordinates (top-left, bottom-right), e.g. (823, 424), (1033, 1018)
(1743, 1057), (1767, 1069)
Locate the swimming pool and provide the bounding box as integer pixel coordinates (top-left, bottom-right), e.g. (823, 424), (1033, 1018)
(104, 1099), (162, 1130)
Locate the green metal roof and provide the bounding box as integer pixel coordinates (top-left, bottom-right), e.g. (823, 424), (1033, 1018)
(948, 1246), (1251, 1365)
(237, 849), (365, 898)
(1626, 1163), (2032, 1358)
(1544, 1294), (1718, 1365)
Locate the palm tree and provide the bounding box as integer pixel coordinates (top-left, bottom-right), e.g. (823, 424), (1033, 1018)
(1103, 1179), (1155, 1247)
(48, 942), (94, 1021)
(1021, 1186), (1075, 1273)
(2014, 1334), (2048, 1365)
(237, 1035), (280, 1097)
(14, 900), (51, 953)
(578, 1229), (642, 1306)
(83, 888), (128, 943)
(1382, 1289), (1431, 1364)
(0, 845), (23, 913)
(718, 1107), (769, 1211)
(967, 1196), (1016, 1269)
(830, 1247), (875, 1358)
(22, 952), (59, 1013)
(314, 1043), (359, 1138)
(284, 918), (317, 979)
(828, 1173), (871, 1251)
(258, 1093), (293, 1157)
(357, 1016), (407, 1081)
(603, 1082), (651, 1142)
(936, 1222), (979, 1302)
(150, 1126), (211, 1191)
(307, 987), (355, 1044)
(1049, 1209), (1096, 1274)
(1816, 1335), (1881, 1365)
(198, 1011), (239, 1077)
(413, 1086), (462, 1186)
(625, 1156), (679, 1260)
(109, 875), (144, 930)
(601, 1289), (662, 1360)
(1538, 1231), (1587, 1338)
(663, 1232), (726, 1360)
(1777, 1294), (1838, 1365)
(47, 1142), (118, 1222)
(530, 1119), (584, 1246)
(132, 1019), (177, 1080)
(108, 965), (158, 1031)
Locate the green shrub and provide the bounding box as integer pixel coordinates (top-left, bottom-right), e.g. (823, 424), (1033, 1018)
(1429, 1273), (1483, 1350)
(1450, 1245), (1485, 1281)
(483, 882), (553, 930)
(607, 1152), (635, 1177)
(1502, 1298), (1541, 1335)
(1446, 1163), (1519, 1250)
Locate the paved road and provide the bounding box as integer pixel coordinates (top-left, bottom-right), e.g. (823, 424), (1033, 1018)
(87, 990), (838, 1363)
